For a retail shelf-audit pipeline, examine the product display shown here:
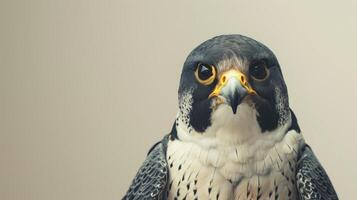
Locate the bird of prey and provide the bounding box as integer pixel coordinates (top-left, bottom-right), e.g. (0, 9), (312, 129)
(123, 35), (338, 200)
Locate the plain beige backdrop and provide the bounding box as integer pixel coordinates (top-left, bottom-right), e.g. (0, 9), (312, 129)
(1, 0), (356, 199)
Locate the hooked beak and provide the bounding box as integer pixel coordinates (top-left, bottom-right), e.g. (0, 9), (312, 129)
(209, 69), (256, 114)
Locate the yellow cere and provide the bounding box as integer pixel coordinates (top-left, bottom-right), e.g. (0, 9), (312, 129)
(209, 69), (257, 98)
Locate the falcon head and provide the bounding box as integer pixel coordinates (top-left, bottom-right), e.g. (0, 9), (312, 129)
(174, 35), (300, 143)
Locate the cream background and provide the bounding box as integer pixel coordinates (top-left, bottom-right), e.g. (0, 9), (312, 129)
(1, 0), (356, 199)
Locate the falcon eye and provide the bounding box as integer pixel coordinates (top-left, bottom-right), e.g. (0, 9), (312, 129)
(249, 63), (269, 81)
(194, 63), (216, 85)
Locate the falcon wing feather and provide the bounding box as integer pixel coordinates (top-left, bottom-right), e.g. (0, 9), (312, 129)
(123, 136), (169, 200)
(296, 145), (338, 200)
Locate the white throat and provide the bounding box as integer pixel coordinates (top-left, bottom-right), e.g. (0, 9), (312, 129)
(174, 102), (305, 176)
(176, 102), (291, 148)
(167, 102), (305, 199)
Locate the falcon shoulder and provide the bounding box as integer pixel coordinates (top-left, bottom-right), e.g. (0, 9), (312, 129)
(123, 135), (170, 200)
(296, 145), (338, 200)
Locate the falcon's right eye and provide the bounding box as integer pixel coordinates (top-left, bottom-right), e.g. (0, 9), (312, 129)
(195, 63), (216, 85)
(249, 61), (269, 81)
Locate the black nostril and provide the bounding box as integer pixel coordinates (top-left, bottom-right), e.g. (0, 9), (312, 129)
(222, 75), (226, 83)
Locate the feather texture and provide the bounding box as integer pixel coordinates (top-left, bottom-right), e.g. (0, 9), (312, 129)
(296, 146), (338, 200)
(123, 136), (169, 200)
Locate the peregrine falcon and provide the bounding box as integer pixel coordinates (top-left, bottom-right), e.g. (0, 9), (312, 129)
(123, 35), (338, 200)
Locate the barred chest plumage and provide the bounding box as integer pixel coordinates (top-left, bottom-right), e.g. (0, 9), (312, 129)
(166, 130), (304, 200)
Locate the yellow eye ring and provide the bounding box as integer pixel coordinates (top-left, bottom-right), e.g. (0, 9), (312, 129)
(194, 63), (216, 85)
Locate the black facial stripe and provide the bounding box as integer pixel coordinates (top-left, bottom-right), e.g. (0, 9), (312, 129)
(189, 98), (212, 133)
(253, 95), (280, 132)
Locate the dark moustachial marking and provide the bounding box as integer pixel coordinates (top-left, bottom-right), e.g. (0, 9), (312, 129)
(189, 99), (212, 132)
(254, 96), (280, 133)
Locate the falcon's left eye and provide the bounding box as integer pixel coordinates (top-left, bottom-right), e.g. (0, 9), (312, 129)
(195, 63), (216, 85)
(249, 61), (269, 81)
